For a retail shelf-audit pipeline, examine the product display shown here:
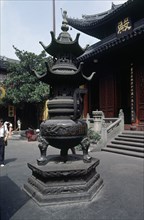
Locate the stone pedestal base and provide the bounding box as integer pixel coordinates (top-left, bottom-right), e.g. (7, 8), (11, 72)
(24, 155), (103, 206)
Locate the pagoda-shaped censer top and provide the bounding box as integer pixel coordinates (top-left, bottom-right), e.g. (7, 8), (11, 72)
(34, 11), (95, 86)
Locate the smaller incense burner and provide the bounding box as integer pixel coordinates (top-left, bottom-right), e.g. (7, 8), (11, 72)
(33, 11), (95, 164)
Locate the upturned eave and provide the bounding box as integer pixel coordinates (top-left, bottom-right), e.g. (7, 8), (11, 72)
(39, 31), (85, 57)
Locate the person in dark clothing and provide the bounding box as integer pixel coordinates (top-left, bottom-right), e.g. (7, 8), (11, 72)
(0, 119), (8, 167)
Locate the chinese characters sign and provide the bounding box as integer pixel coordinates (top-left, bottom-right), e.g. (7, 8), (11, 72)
(117, 17), (132, 35)
(8, 105), (15, 117)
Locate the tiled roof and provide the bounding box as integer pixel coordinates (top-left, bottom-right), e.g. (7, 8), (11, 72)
(0, 56), (19, 69)
(67, 0), (143, 39)
(77, 19), (144, 62)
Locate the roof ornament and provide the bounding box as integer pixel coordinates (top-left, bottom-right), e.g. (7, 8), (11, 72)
(111, 2), (115, 9)
(61, 9), (69, 32)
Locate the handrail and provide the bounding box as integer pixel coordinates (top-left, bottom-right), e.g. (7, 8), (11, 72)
(107, 118), (121, 133)
(104, 118), (117, 121)
(86, 109), (124, 150)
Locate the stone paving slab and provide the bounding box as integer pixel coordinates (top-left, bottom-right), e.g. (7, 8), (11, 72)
(0, 139), (144, 220)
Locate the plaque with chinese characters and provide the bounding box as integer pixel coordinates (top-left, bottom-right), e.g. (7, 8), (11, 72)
(116, 17), (132, 37)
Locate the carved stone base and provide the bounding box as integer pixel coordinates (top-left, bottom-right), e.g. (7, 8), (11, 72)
(23, 155), (103, 206)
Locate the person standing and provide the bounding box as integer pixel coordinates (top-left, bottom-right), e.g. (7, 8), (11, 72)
(0, 118), (9, 167)
(9, 122), (13, 137)
(17, 119), (21, 131)
(4, 121), (13, 137)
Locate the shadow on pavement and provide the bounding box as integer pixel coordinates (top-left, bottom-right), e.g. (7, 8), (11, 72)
(0, 176), (30, 220)
(5, 158), (17, 165)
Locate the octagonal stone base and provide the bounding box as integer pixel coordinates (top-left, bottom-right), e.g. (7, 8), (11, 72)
(23, 155), (103, 206)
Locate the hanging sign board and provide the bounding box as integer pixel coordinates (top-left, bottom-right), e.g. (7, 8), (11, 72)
(116, 17), (132, 37)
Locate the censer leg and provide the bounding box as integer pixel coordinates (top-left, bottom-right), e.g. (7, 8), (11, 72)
(80, 137), (92, 163)
(60, 148), (69, 163)
(37, 136), (49, 165)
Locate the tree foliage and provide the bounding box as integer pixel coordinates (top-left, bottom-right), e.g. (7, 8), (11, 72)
(2, 47), (51, 105)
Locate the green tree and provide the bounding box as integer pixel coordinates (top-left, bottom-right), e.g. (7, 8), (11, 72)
(3, 47), (50, 104)
(2, 46), (52, 129)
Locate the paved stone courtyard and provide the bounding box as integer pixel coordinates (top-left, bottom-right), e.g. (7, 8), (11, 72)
(0, 139), (143, 220)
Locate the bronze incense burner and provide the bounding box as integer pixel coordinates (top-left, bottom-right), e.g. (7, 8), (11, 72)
(33, 11), (95, 164)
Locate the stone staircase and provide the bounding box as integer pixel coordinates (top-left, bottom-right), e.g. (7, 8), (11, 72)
(9, 130), (27, 140)
(102, 130), (144, 158)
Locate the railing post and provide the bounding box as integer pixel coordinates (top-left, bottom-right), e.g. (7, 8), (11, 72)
(118, 109), (124, 132)
(101, 120), (107, 148)
(86, 113), (90, 129)
(92, 110), (104, 134)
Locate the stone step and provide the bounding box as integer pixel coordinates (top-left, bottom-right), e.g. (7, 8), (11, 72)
(8, 130), (27, 140)
(9, 134), (27, 140)
(107, 143), (144, 152)
(102, 147), (144, 158)
(121, 131), (144, 137)
(115, 136), (144, 143)
(111, 140), (144, 148)
(104, 130), (144, 158)
(119, 134), (144, 140)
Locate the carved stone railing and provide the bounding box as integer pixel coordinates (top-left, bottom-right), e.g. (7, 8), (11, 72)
(86, 109), (124, 150)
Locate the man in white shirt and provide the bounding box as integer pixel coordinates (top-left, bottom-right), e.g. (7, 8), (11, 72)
(0, 118), (9, 167)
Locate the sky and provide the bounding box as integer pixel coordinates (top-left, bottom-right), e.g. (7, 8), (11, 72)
(1, 0), (127, 60)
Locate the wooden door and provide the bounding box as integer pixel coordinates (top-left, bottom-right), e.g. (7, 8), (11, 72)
(99, 75), (115, 117)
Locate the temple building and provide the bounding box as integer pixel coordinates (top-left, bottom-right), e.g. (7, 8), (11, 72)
(67, 0), (144, 130)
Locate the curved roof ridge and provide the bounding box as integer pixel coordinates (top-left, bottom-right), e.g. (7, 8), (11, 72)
(67, 0), (133, 26)
(81, 2), (122, 21)
(66, 0), (136, 39)
(77, 22), (144, 62)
